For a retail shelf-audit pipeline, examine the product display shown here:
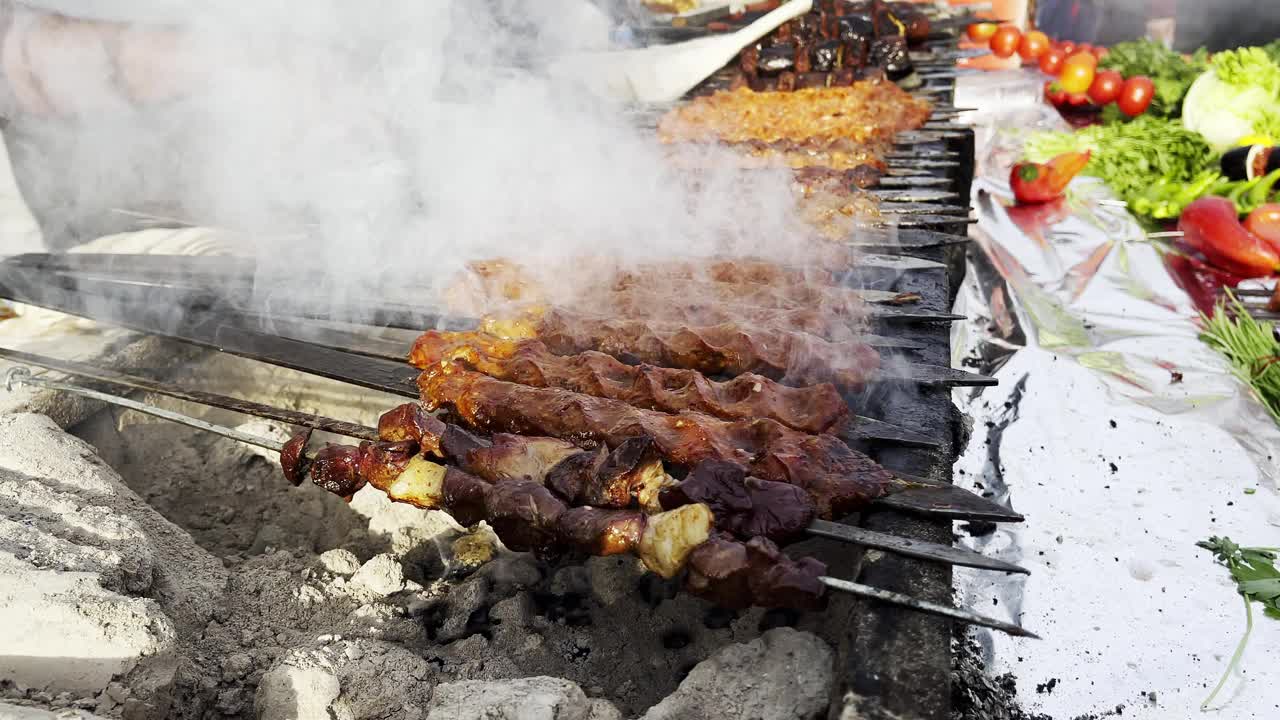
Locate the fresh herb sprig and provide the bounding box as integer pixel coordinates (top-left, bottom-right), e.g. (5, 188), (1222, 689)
(1024, 116), (1217, 220)
(1199, 295), (1280, 423)
(1195, 536), (1280, 710)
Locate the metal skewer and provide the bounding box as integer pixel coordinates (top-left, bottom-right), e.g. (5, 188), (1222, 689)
(819, 575), (1037, 638)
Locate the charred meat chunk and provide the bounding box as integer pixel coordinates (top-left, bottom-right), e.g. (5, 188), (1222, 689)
(869, 36), (913, 81)
(357, 440), (417, 490)
(836, 15), (874, 45)
(811, 41), (843, 73)
(745, 537), (827, 610)
(555, 507), (646, 556)
(544, 449), (606, 504)
(661, 460), (816, 543)
(685, 534), (753, 608)
(280, 429), (312, 486)
(464, 433), (581, 484)
(309, 444), (367, 497)
(660, 459), (753, 515)
(377, 402), (445, 450)
(484, 480), (567, 555)
(438, 422), (491, 465)
(442, 467), (491, 526)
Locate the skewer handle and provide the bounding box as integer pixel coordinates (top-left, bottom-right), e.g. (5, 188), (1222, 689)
(3, 366), (287, 453)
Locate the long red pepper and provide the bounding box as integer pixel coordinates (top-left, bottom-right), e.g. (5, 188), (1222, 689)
(1178, 197), (1280, 280)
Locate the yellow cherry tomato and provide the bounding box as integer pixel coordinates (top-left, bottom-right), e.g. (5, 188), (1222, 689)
(1059, 52), (1097, 94)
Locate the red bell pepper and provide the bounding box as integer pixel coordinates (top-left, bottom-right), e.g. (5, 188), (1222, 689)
(1178, 197), (1280, 279)
(1009, 151), (1091, 205)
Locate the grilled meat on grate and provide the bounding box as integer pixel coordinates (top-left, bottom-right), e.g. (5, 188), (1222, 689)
(415, 364), (893, 519)
(407, 332), (851, 434)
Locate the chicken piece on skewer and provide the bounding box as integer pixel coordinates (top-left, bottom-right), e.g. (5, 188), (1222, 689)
(408, 332), (851, 435)
(415, 365), (892, 519)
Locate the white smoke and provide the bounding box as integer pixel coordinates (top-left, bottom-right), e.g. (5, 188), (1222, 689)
(2, 0), (811, 314)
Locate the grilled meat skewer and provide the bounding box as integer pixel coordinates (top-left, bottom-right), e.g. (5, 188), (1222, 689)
(292, 430), (827, 607)
(467, 307), (882, 390)
(377, 402), (815, 543)
(659, 79), (930, 147)
(408, 332), (850, 434)
(449, 262), (872, 323)
(418, 363), (892, 519)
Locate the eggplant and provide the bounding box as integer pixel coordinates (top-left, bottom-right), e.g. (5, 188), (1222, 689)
(1222, 145), (1280, 182)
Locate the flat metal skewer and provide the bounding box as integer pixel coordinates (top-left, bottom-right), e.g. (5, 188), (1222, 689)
(819, 576), (1037, 638)
(4, 367), (285, 453)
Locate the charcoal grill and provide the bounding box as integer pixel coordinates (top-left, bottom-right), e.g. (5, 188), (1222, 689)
(0, 20), (1001, 720)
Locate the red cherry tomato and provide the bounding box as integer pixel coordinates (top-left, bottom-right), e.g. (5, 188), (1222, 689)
(1018, 31), (1051, 61)
(967, 22), (999, 43)
(1039, 48), (1066, 75)
(1043, 80), (1067, 106)
(1059, 53), (1097, 94)
(1091, 46), (1109, 60)
(1245, 204), (1280, 252)
(1057, 41), (1077, 56)
(1087, 70), (1123, 105)
(1065, 92), (1091, 107)
(989, 26), (1022, 58)
(1117, 76), (1155, 117)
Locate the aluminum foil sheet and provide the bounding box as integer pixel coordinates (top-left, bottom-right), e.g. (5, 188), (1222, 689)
(951, 71), (1280, 719)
